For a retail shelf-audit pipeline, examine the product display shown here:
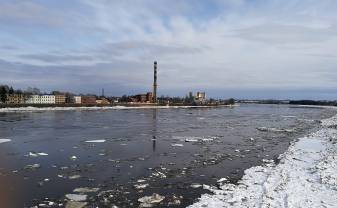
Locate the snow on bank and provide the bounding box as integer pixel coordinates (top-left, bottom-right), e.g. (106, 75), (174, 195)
(189, 115), (337, 208)
(0, 105), (225, 112)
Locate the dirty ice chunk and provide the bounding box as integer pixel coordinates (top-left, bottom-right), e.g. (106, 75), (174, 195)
(138, 193), (165, 207)
(65, 201), (87, 208)
(73, 187), (100, 193)
(24, 164), (41, 170)
(65, 194), (87, 202)
(171, 143), (184, 147)
(0, 139), (11, 144)
(85, 140), (106, 143)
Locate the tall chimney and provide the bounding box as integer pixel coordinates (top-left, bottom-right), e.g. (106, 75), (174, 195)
(153, 61), (157, 103)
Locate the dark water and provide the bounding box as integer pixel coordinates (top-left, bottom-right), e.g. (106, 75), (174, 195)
(0, 104), (335, 208)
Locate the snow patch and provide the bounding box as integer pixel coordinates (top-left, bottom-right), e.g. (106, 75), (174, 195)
(189, 115), (337, 208)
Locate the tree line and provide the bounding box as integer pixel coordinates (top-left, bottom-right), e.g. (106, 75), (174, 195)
(0, 85), (42, 103)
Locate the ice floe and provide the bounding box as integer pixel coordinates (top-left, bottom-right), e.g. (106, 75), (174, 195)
(65, 194), (87, 202)
(134, 183), (149, 190)
(65, 201), (87, 208)
(138, 193), (165, 207)
(73, 187), (100, 193)
(27, 152), (48, 157)
(189, 114), (337, 208)
(257, 126), (296, 133)
(171, 143), (184, 147)
(24, 163), (41, 170)
(68, 175), (81, 180)
(0, 139), (11, 144)
(85, 139), (106, 143)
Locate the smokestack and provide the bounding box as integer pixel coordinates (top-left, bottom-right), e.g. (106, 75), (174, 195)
(153, 61), (157, 103)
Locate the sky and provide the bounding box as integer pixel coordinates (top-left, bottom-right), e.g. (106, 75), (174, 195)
(1, 0), (337, 99)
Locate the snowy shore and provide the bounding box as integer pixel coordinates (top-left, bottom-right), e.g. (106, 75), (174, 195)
(189, 115), (337, 208)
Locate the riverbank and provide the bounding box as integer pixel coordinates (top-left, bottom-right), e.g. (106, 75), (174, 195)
(0, 104), (236, 112)
(189, 114), (337, 208)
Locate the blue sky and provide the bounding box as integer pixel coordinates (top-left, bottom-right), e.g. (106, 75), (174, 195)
(1, 0), (337, 99)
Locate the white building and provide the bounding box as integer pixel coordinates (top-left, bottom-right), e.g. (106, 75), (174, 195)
(40, 95), (55, 104)
(196, 92), (206, 102)
(26, 95), (41, 104)
(74, 96), (81, 104)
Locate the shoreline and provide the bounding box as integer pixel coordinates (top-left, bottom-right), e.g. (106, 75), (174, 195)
(0, 104), (237, 112)
(189, 113), (337, 208)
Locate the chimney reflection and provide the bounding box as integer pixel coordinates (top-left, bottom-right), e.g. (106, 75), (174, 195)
(152, 109), (157, 152)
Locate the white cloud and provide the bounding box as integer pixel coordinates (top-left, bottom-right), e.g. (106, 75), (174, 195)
(1, 0), (337, 98)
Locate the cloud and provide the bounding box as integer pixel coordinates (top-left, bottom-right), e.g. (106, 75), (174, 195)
(0, 1), (64, 26)
(234, 23), (337, 44)
(18, 54), (94, 64)
(1, 0), (337, 99)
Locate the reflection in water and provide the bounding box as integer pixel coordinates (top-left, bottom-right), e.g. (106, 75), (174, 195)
(152, 109), (157, 152)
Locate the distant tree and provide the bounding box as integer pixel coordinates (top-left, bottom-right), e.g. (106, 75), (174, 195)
(51, 91), (61, 95)
(0, 85), (8, 103)
(8, 86), (14, 94)
(227, 98), (235, 105)
(25, 87), (41, 95)
(120, 95), (129, 102)
(15, 89), (23, 94)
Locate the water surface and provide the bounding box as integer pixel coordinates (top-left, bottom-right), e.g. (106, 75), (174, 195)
(0, 104), (334, 207)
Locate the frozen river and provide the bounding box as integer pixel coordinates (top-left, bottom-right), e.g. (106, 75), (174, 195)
(0, 104), (335, 207)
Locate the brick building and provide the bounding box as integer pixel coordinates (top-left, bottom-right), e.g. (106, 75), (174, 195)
(6, 94), (25, 104)
(81, 96), (96, 105)
(55, 94), (66, 104)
